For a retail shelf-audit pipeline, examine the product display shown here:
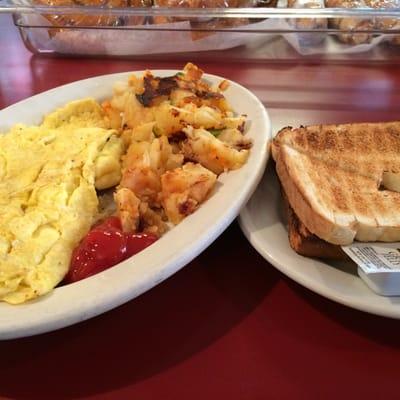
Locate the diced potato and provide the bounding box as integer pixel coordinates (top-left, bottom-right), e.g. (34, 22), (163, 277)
(102, 100), (123, 130)
(153, 102), (186, 136)
(110, 88), (129, 112)
(193, 106), (224, 129)
(122, 141), (150, 169)
(223, 116), (246, 131)
(170, 89), (194, 106)
(132, 122), (156, 142)
(217, 128), (252, 150)
(120, 136), (183, 206)
(120, 141), (161, 205)
(114, 188), (140, 233)
(139, 202), (167, 236)
(181, 127), (249, 175)
(128, 74), (145, 93)
(161, 162), (217, 224)
(218, 80), (230, 91)
(203, 97), (232, 113)
(182, 62), (203, 82)
(158, 136), (184, 172)
(113, 80), (129, 96)
(153, 103), (225, 136)
(123, 92), (154, 129)
(111, 87), (153, 129)
(120, 166), (161, 206)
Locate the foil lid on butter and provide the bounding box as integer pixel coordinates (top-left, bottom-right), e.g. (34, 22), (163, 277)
(342, 244), (400, 296)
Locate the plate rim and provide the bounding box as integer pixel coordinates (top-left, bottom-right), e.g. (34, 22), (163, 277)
(0, 69), (272, 339)
(238, 162), (400, 320)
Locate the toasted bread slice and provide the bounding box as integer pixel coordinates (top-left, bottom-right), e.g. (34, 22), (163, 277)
(272, 122), (400, 245)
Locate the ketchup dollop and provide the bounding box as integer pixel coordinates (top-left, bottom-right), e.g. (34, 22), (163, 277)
(65, 216), (158, 283)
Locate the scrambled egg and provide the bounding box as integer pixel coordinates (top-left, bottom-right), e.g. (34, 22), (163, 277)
(0, 99), (124, 304)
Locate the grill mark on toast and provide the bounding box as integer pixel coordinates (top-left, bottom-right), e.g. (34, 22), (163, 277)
(275, 122), (400, 180)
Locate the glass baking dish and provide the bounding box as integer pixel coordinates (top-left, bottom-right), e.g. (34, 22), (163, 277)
(1, 0), (400, 61)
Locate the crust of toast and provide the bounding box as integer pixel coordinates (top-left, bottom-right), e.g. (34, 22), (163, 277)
(282, 190), (348, 259)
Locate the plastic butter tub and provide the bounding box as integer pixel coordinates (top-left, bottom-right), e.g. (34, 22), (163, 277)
(343, 244), (400, 296)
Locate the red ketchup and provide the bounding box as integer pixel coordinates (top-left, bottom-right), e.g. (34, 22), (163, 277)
(65, 216), (158, 283)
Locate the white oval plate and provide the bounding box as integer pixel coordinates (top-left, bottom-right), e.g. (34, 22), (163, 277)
(239, 164), (400, 319)
(0, 71), (271, 339)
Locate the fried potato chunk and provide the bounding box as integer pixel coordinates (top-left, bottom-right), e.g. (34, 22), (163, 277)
(181, 126), (249, 175)
(120, 136), (184, 206)
(114, 187), (141, 233)
(161, 162), (217, 224)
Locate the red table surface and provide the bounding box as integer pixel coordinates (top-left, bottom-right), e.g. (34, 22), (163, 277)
(2, 15), (400, 400)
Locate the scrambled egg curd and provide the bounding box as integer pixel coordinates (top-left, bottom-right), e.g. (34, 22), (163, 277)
(0, 99), (123, 304)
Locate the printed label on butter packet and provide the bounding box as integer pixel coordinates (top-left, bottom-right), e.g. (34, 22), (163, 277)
(342, 245), (400, 274)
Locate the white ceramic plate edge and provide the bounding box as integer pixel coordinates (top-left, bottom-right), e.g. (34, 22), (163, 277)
(239, 165), (400, 319)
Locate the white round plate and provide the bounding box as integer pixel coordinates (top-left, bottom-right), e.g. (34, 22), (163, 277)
(0, 70), (271, 339)
(239, 165), (400, 319)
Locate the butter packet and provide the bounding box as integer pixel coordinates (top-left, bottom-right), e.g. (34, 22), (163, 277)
(342, 243), (400, 296)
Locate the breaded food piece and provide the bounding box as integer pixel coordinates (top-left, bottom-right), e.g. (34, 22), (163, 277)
(326, 0), (375, 45)
(287, 0), (327, 30)
(366, 0), (400, 45)
(34, 0), (150, 28)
